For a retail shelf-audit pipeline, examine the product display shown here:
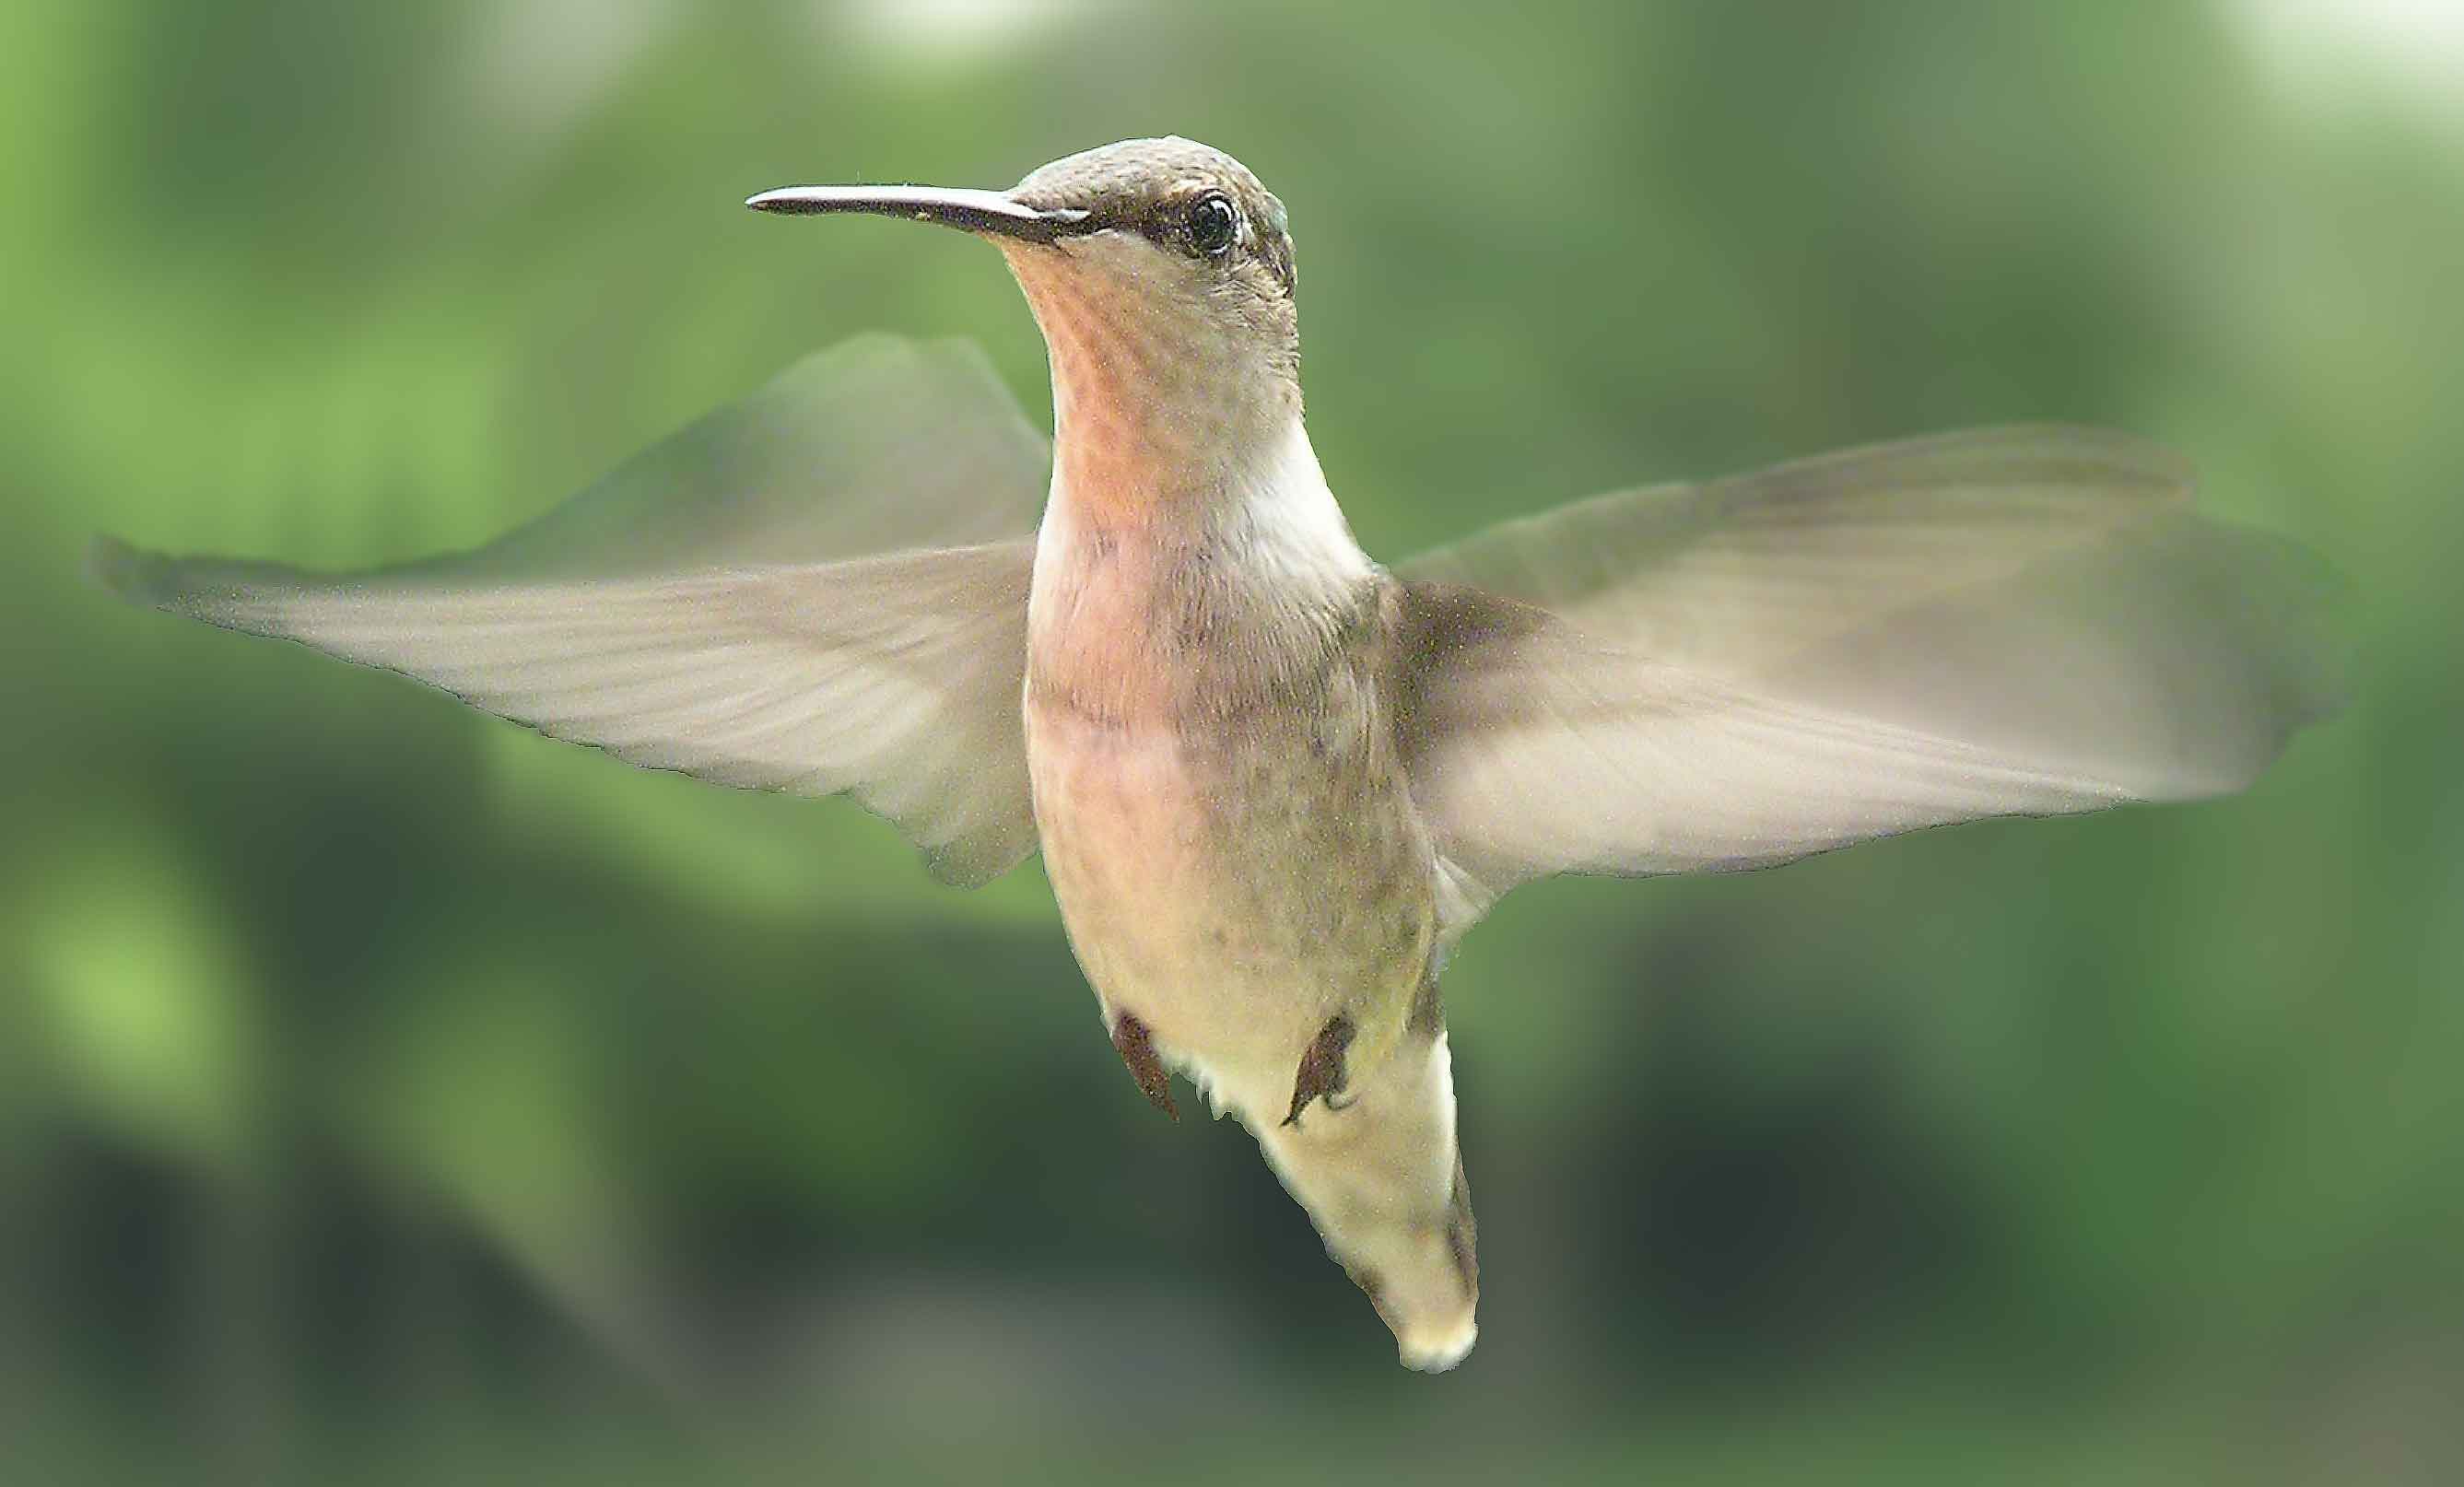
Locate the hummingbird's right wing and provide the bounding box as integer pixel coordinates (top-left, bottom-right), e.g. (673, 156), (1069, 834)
(94, 334), (1051, 887)
(1393, 427), (2346, 937)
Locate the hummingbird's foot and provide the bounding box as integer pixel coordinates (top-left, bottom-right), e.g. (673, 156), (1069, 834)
(1109, 1011), (1178, 1121)
(1281, 1013), (1356, 1127)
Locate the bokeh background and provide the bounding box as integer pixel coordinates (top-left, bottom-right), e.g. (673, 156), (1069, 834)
(6, 1), (2459, 1481)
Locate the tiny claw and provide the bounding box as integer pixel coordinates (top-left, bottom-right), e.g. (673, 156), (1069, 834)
(1110, 1012), (1178, 1121)
(1281, 1014), (1356, 1128)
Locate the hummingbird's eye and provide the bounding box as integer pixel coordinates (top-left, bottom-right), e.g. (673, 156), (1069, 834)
(1185, 193), (1239, 257)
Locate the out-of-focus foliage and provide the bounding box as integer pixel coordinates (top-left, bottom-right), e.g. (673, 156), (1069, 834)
(4, 1), (2458, 1481)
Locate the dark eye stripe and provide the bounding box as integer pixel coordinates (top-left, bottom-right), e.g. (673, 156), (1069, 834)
(1066, 186), (1291, 295)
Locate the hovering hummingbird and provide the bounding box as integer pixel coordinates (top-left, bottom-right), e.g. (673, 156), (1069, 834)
(96, 137), (2342, 1372)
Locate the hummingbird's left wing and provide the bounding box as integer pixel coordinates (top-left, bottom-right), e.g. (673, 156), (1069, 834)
(1392, 426), (2346, 938)
(95, 334), (1052, 886)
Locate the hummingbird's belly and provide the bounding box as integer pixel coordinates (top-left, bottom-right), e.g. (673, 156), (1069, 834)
(1027, 700), (1437, 1118)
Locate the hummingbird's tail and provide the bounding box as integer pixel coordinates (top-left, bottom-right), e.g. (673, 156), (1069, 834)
(1254, 1015), (1478, 1372)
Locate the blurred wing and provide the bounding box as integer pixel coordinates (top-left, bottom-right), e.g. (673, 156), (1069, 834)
(1396, 427), (2346, 934)
(419, 333), (1049, 576)
(95, 334), (1053, 886)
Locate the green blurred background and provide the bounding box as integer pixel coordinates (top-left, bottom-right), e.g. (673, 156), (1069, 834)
(6, 1), (2458, 1481)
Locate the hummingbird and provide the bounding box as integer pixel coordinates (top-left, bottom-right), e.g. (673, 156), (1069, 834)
(94, 137), (2343, 1372)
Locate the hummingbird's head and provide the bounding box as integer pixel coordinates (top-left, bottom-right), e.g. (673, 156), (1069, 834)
(1002, 136), (1297, 373)
(751, 138), (1307, 509)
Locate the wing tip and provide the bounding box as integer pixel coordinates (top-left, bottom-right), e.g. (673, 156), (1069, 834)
(88, 534), (182, 608)
(87, 534), (307, 635)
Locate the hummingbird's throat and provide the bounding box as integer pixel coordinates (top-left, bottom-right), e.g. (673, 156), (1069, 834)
(1005, 241), (1300, 527)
